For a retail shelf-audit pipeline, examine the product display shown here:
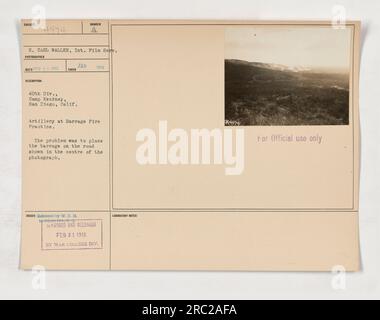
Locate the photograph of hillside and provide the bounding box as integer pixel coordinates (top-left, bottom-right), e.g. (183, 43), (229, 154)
(225, 26), (352, 126)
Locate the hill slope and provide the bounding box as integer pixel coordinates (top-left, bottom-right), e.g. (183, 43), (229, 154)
(225, 59), (349, 126)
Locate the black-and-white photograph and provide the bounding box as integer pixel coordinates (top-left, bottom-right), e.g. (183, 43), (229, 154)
(225, 26), (352, 126)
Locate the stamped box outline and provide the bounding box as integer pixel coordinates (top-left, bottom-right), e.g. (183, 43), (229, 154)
(41, 218), (104, 251)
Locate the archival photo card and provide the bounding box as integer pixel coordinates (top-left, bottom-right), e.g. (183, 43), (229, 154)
(225, 26), (353, 126)
(20, 20), (360, 271)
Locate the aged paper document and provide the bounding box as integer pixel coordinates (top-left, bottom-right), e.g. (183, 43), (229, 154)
(21, 20), (361, 271)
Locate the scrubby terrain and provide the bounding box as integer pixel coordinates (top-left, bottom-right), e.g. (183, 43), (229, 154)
(225, 59), (350, 126)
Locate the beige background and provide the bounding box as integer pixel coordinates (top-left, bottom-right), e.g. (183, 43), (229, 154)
(21, 20), (361, 271)
(112, 24), (356, 211)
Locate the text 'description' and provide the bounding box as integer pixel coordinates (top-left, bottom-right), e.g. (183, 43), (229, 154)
(41, 219), (103, 251)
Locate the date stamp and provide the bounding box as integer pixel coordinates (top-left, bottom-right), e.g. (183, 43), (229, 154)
(41, 219), (103, 251)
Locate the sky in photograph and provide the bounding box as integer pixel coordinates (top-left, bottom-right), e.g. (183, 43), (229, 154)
(225, 26), (352, 72)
